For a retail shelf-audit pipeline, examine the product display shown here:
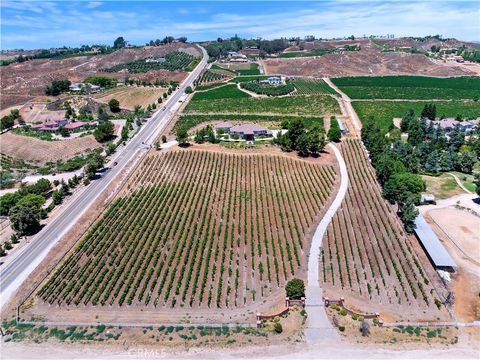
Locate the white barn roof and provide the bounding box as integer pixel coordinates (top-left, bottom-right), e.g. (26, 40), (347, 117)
(414, 214), (456, 268)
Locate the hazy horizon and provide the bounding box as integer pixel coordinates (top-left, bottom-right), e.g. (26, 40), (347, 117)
(1, 0), (479, 50)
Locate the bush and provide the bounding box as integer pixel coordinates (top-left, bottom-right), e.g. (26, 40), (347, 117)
(339, 309), (347, 316)
(338, 326), (345, 332)
(273, 322), (283, 334)
(285, 278), (305, 299)
(108, 98), (120, 113)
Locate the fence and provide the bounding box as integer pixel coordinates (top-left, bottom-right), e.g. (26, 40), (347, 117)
(256, 297), (305, 328)
(323, 297), (381, 321)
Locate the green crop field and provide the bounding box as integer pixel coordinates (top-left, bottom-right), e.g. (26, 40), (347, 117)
(352, 100), (480, 130)
(235, 63), (260, 75)
(292, 78), (338, 95)
(332, 76), (480, 100)
(103, 52), (194, 73)
(174, 114), (324, 133)
(230, 75), (269, 83)
(278, 48), (334, 58)
(184, 94), (340, 116)
(191, 84), (250, 100)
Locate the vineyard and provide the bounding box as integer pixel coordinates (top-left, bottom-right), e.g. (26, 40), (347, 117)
(352, 100), (480, 131)
(291, 78), (339, 96)
(37, 150), (337, 310)
(320, 139), (443, 317)
(240, 81), (295, 96)
(195, 69), (229, 86)
(331, 76), (480, 100)
(103, 52), (194, 73)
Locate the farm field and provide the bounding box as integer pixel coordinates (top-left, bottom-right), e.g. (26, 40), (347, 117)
(0, 132), (101, 164)
(278, 48), (334, 58)
(103, 51), (195, 73)
(185, 93), (340, 116)
(320, 139), (446, 320)
(213, 63), (260, 75)
(195, 69), (230, 86)
(291, 78), (338, 95)
(95, 86), (167, 110)
(230, 75), (269, 83)
(352, 100), (480, 131)
(174, 114), (325, 133)
(34, 150), (337, 315)
(191, 84), (250, 100)
(331, 76), (480, 100)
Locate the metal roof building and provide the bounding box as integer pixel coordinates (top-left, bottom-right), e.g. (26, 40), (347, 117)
(414, 214), (456, 270)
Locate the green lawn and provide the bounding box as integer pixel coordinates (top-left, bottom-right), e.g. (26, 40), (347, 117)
(175, 114), (325, 132)
(352, 100), (480, 131)
(185, 94), (340, 116)
(332, 76), (480, 100)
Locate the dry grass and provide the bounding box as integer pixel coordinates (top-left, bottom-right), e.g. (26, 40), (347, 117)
(95, 86), (167, 110)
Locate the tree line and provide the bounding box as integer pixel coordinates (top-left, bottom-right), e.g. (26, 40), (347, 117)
(362, 106), (480, 232)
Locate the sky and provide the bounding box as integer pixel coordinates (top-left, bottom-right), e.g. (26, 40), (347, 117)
(1, 1), (479, 50)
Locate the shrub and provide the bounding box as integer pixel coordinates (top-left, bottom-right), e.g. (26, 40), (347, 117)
(285, 278), (305, 299)
(273, 322), (283, 334)
(338, 326), (345, 332)
(339, 309), (347, 316)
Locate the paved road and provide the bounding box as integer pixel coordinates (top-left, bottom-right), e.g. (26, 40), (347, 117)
(305, 143), (349, 342)
(0, 46), (208, 309)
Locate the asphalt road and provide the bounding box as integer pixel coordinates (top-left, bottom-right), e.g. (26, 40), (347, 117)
(0, 46), (208, 309)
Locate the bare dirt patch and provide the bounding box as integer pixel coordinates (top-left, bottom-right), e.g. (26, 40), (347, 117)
(262, 39), (478, 77)
(0, 132), (101, 164)
(95, 86), (167, 110)
(0, 43), (199, 109)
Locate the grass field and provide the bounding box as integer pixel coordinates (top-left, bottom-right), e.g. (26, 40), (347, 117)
(230, 76), (269, 83)
(174, 114), (324, 133)
(37, 150), (337, 309)
(191, 84), (250, 100)
(422, 174), (463, 199)
(352, 101), (480, 130)
(185, 94), (340, 116)
(96, 86), (167, 110)
(332, 76), (480, 100)
(212, 63), (260, 75)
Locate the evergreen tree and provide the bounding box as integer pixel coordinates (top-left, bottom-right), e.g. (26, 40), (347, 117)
(425, 150), (439, 173)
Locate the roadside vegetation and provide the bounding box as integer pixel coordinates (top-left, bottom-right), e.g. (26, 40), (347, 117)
(103, 51), (195, 73)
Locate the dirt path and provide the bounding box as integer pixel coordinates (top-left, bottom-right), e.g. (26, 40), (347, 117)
(323, 77), (362, 135)
(448, 173), (474, 194)
(305, 142), (348, 343)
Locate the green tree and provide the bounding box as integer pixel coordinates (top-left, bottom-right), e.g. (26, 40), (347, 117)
(399, 198), (419, 233)
(9, 202), (41, 235)
(474, 172), (480, 196)
(296, 133), (310, 157)
(384, 172), (425, 205)
(108, 98), (120, 113)
(0, 192), (21, 216)
(273, 322), (283, 334)
(176, 128), (189, 146)
(327, 117), (341, 142)
(185, 86), (193, 94)
(425, 150), (439, 173)
(307, 126), (325, 154)
(407, 119), (424, 147)
(113, 36), (127, 49)
(17, 194), (46, 209)
(456, 151), (476, 174)
(85, 152), (105, 179)
(285, 278), (305, 299)
(93, 120), (115, 142)
(45, 79), (71, 96)
(374, 155), (406, 185)
(400, 109), (415, 132)
(0, 115), (14, 130)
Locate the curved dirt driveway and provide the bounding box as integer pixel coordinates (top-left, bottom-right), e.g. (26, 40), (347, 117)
(305, 142), (349, 342)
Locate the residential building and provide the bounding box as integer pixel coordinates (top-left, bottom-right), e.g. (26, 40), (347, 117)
(229, 123), (272, 140)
